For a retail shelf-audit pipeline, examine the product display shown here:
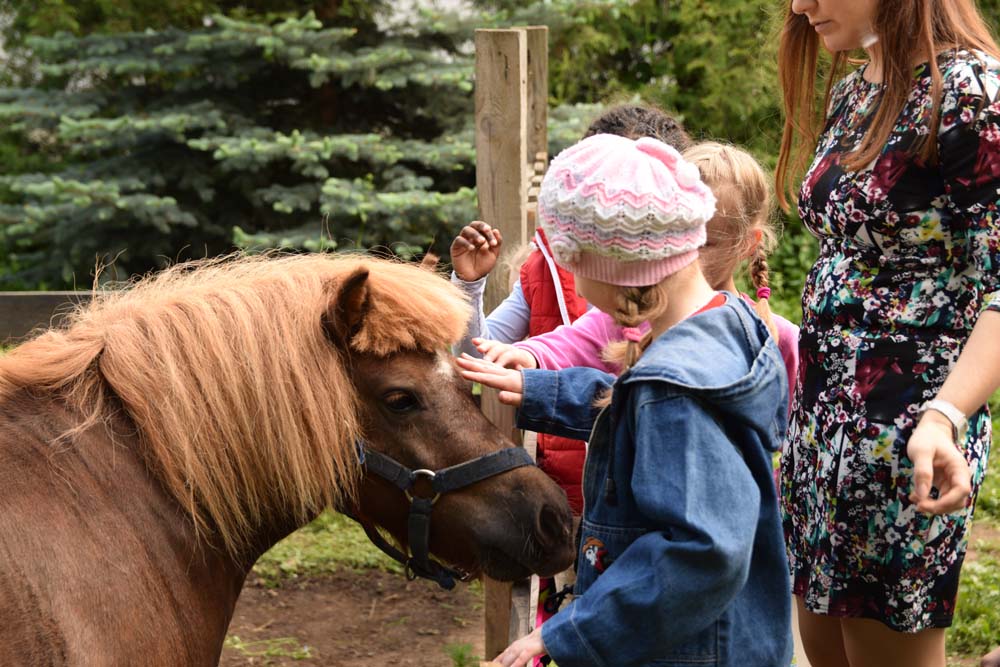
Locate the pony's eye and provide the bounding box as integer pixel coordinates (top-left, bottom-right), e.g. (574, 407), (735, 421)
(382, 390), (421, 414)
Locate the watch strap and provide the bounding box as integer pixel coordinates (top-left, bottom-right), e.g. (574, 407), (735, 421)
(921, 398), (968, 442)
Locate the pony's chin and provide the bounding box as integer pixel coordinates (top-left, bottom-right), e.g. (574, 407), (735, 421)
(475, 546), (562, 582)
(479, 558), (534, 582)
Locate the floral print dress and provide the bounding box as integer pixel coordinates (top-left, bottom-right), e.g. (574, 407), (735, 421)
(782, 49), (1000, 632)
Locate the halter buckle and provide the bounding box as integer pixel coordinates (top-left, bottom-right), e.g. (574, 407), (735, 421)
(405, 469), (441, 504)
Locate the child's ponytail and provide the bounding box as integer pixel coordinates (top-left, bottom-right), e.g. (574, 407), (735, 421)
(683, 142), (781, 345)
(613, 285), (665, 371)
(749, 249), (780, 342)
(596, 284), (668, 407)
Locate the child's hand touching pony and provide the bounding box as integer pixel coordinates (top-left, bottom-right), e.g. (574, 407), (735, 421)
(471, 337), (538, 370)
(455, 353), (524, 406)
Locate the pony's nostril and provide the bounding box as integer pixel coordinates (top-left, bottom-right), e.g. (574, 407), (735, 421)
(536, 503), (570, 550)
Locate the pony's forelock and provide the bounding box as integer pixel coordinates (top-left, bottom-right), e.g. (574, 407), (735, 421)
(0, 253), (471, 556)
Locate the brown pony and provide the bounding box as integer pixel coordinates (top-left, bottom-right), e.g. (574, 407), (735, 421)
(0, 253), (574, 665)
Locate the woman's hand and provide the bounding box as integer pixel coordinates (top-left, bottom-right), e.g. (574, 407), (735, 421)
(907, 412), (973, 514)
(473, 337), (538, 370)
(451, 220), (502, 282)
(455, 353), (524, 406)
(493, 626), (545, 667)
(981, 644), (1000, 667)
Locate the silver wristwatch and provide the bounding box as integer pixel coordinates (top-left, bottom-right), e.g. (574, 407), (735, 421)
(920, 398), (969, 443)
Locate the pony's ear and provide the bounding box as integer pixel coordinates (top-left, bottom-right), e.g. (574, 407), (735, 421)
(419, 250), (439, 271)
(323, 267), (371, 347)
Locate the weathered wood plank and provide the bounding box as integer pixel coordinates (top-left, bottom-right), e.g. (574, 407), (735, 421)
(475, 27), (530, 661)
(0, 292), (93, 344)
(475, 28), (528, 315)
(476, 25), (555, 658)
(525, 26), (548, 169)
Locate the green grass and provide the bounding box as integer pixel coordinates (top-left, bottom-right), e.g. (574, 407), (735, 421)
(947, 402), (1000, 661)
(224, 635), (313, 662)
(445, 643), (483, 667)
(950, 552), (1000, 658)
(978, 398), (1000, 521)
(252, 511), (402, 586)
(978, 450), (1000, 521)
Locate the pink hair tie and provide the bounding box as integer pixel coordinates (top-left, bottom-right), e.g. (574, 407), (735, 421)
(622, 327), (644, 343)
(756, 287), (771, 300)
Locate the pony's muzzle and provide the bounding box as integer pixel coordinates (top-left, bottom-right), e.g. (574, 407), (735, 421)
(532, 501), (575, 567)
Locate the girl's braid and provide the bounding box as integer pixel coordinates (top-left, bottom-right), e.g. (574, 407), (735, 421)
(611, 285), (666, 372)
(749, 248), (779, 341)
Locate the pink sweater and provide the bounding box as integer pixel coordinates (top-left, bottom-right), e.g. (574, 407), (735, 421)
(514, 294), (800, 406)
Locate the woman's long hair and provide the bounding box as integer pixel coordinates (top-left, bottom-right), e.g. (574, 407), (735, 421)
(775, 0), (1000, 210)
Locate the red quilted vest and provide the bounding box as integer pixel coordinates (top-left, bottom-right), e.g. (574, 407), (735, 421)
(519, 229), (589, 514)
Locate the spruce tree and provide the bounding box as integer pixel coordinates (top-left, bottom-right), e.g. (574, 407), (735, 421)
(0, 5), (594, 287)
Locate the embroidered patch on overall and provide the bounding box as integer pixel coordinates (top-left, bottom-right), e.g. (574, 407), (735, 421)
(582, 536), (612, 573)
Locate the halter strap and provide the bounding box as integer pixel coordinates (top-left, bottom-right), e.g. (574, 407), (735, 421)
(348, 442), (536, 590)
(362, 446), (535, 496)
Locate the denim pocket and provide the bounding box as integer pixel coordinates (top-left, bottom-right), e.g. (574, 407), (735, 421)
(647, 620), (721, 666)
(574, 518), (723, 666)
(574, 519), (648, 594)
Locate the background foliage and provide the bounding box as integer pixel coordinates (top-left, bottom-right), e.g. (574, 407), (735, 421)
(0, 0), (789, 297)
(2, 0), (1000, 311)
(3, 2), (1000, 662)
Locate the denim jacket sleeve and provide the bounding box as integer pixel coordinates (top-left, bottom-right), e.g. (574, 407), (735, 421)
(541, 391), (761, 667)
(516, 367), (615, 440)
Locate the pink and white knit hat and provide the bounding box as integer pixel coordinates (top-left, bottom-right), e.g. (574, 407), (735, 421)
(537, 133), (716, 287)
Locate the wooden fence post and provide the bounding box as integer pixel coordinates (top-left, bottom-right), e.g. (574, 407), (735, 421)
(475, 27), (527, 659)
(526, 26), (548, 172)
(475, 27), (532, 660)
(475, 24), (552, 660)
(524, 26), (548, 237)
(475, 28), (529, 319)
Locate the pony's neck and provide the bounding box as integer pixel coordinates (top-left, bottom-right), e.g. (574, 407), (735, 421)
(0, 392), (258, 664)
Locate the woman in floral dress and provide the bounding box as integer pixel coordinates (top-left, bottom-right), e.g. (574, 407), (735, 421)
(776, 1), (1000, 666)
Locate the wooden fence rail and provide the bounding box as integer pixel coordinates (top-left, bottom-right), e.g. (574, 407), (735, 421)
(0, 292), (92, 344)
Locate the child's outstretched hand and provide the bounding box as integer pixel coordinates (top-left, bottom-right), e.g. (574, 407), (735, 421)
(451, 220), (502, 282)
(493, 626), (545, 667)
(473, 337), (538, 370)
(456, 353), (524, 406)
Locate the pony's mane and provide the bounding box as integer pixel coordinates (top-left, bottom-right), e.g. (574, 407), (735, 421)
(0, 253), (470, 555)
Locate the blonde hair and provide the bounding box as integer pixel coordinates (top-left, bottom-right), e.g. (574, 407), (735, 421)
(594, 143), (779, 405)
(0, 253), (470, 556)
(594, 283), (669, 407)
(775, 0), (1000, 210)
(502, 242), (534, 292)
(683, 142), (780, 342)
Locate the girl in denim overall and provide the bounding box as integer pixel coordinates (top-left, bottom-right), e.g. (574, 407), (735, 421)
(458, 133), (793, 667)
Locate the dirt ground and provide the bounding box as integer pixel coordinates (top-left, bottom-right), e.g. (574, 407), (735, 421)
(222, 522), (1000, 667)
(221, 570), (486, 666)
